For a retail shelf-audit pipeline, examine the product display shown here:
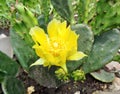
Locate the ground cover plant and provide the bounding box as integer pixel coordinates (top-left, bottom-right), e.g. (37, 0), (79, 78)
(0, 0), (120, 94)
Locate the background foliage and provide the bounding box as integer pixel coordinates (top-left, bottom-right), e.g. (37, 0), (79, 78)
(0, 0), (120, 93)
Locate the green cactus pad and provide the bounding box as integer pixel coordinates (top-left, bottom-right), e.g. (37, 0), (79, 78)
(82, 29), (120, 73)
(2, 76), (25, 94)
(67, 24), (94, 72)
(29, 66), (63, 88)
(91, 69), (115, 82)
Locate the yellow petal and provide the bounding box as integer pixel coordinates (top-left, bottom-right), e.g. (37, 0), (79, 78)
(43, 56), (60, 67)
(58, 21), (67, 35)
(66, 27), (79, 50)
(46, 54), (60, 66)
(67, 51), (87, 60)
(47, 19), (60, 38)
(33, 46), (44, 58)
(30, 26), (48, 46)
(30, 58), (44, 67)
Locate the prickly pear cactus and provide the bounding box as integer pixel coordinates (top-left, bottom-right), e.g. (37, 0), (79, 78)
(29, 66), (62, 88)
(29, 24), (94, 88)
(72, 24), (94, 54)
(67, 24), (94, 72)
(82, 29), (120, 73)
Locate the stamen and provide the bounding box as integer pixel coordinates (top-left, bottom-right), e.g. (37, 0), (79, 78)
(53, 42), (58, 48)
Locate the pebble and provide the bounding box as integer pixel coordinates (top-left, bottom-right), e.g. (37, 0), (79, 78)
(0, 36), (13, 58)
(74, 91), (80, 94)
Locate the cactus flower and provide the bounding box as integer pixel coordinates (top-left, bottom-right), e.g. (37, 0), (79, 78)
(29, 19), (86, 73)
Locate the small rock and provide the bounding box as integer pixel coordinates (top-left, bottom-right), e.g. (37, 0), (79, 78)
(110, 77), (120, 91)
(27, 86), (35, 94)
(105, 61), (120, 72)
(0, 37), (13, 58)
(74, 91), (80, 94)
(92, 90), (120, 94)
(118, 49), (120, 53)
(0, 33), (7, 39)
(93, 77), (120, 94)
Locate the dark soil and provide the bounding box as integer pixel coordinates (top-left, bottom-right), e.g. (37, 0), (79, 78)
(0, 68), (111, 94)
(16, 68), (111, 94)
(0, 28), (9, 36)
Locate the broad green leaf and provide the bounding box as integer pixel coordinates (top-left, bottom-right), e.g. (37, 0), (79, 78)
(82, 29), (120, 73)
(0, 71), (6, 83)
(0, 51), (19, 82)
(51, 0), (73, 23)
(38, 15), (48, 32)
(2, 76), (25, 94)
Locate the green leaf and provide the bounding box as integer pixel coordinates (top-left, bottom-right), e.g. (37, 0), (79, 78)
(77, 0), (97, 24)
(10, 4), (39, 71)
(91, 69), (115, 82)
(10, 29), (37, 71)
(0, 71), (6, 83)
(91, 0), (120, 35)
(0, 0), (10, 20)
(16, 4), (38, 28)
(2, 76), (25, 94)
(82, 29), (120, 73)
(39, 0), (50, 23)
(51, 0), (73, 23)
(29, 66), (63, 88)
(38, 15), (48, 32)
(0, 51), (19, 82)
(67, 24), (94, 72)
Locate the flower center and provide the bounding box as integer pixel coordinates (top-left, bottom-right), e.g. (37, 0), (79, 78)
(53, 42), (59, 48)
(50, 39), (65, 56)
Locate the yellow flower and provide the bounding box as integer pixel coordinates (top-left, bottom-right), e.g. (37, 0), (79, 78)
(29, 19), (86, 73)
